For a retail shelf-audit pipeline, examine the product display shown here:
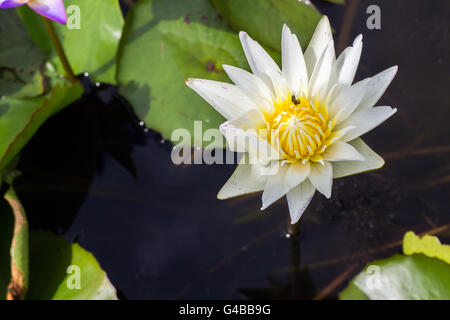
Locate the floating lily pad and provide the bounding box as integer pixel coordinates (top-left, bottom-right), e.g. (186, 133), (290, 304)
(210, 0), (322, 51)
(0, 81), (83, 171)
(18, 0), (124, 84)
(403, 231), (450, 264)
(26, 232), (118, 300)
(0, 10), (46, 98)
(117, 0), (254, 147)
(3, 186), (29, 300)
(0, 187), (117, 300)
(340, 232), (450, 300)
(0, 198), (14, 299)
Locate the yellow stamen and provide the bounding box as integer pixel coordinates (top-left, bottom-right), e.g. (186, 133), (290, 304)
(265, 95), (333, 163)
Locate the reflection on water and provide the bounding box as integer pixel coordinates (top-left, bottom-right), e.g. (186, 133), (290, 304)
(14, 0), (450, 299)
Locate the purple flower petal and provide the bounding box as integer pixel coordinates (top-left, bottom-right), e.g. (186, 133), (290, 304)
(0, 0), (28, 9)
(27, 0), (67, 25)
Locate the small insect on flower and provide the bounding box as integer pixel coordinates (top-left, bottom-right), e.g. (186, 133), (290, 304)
(186, 16), (398, 224)
(0, 0), (67, 25)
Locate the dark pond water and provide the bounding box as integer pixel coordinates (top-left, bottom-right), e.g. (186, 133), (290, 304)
(13, 0), (450, 299)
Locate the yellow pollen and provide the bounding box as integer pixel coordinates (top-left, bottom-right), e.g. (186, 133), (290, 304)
(265, 95), (333, 162)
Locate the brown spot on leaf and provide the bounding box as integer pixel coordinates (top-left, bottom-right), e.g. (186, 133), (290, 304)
(7, 270), (25, 300)
(205, 61), (222, 73)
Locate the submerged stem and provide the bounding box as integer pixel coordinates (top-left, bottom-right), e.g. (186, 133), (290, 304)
(287, 219), (301, 299)
(42, 18), (77, 85)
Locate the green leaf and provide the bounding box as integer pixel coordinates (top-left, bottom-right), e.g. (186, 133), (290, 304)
(340, 232), (450, 300)
(0, 185), (117, 300)
(3, 186), (29, 300)
(0, 81), (83, 171)
(18, 0), (124, 84)
(338, 282), (368, 300)
(117, 0), (256, 148)
(403, 231), (450, 264)
(210, 0), (322, 51)
(0, 71), (45, 99)
(0, 10), (46, 98)
(26, 232), (118, 300)
(0, 198), (15, 299)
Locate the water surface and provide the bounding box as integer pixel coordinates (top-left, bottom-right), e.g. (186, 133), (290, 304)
(14, 0), (450, 299)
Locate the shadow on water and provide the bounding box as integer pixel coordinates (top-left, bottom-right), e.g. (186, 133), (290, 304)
(12, 0), (450, 299)
(15, 75), (146, 234)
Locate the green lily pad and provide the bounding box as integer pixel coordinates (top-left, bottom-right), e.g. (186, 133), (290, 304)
(26, 232), (118, 300)
(0, 185), (117, 300)
(3, 186), (29, 300)
(0, 10), (46, 98)
(403, 231), (450, 264)
(0, 198), (14, 299)
(340, 233), (450, 300)
(0, 70), (45, 100)
(17, 0), (124, 84)
(117, 0), (255, 148)
(0, 81), (83, 171)
(210, 0), (322, 51)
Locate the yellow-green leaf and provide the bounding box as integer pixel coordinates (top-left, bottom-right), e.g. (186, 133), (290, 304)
(340, 232), (450, 300)
(403, 231), (450, 264)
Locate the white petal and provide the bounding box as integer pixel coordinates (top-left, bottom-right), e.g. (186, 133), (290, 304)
(286, 161), (311, 189)
(332, 138), (384, 178)
(308, 41), (334, 101)
(322, 141), (365, 162)
(220, 120), (281, 161)
(328, 79), (370, 122)
(287, 180), (316, 224)
(261, 161), (311, 210)
(223, 64), (274, 114)
(336, 106), (397, 142)
(357, 66), (398, 111)
(186, 78), (257, 120)
(304, 16), (334, 77)
(261, 164), (290, 210)
(218, 154), (267, 199)
(281, 24), (308, 96)
(225, 108), (266, 130)
(308, 161), (333, 198)
(330, 126), (357, 142)
(267, 68), (289, 102)
(330, 34), (363, 87)
(239, 31), (281, 75)
(239, 31), (287, 99)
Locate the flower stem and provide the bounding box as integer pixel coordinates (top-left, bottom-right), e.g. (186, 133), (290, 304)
(287, 220), (301, 237)
(42, 18), (77, 85)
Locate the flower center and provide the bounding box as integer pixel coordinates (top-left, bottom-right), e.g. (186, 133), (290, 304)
(265, 95), (332, 162)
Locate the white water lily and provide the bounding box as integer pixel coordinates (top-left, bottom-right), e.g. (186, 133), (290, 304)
(186, 16), (398, 224)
